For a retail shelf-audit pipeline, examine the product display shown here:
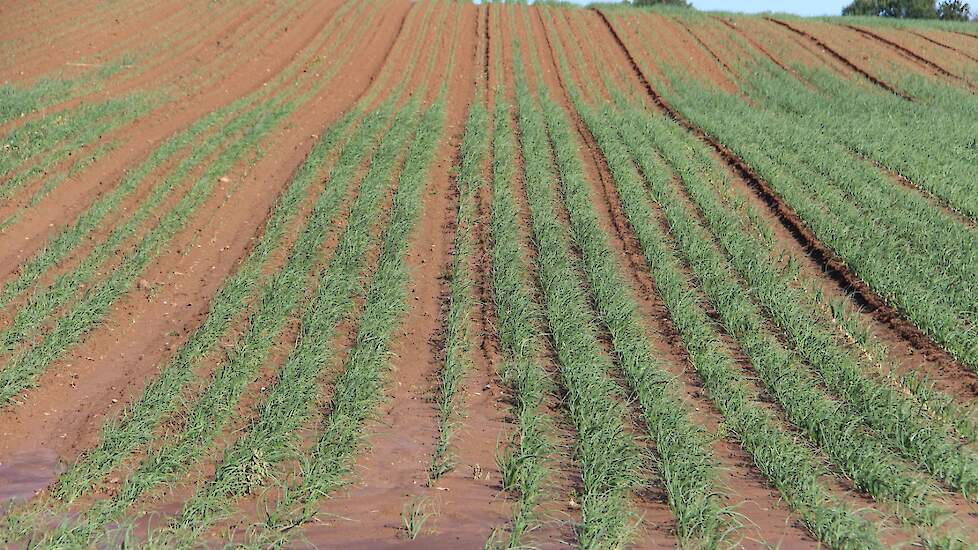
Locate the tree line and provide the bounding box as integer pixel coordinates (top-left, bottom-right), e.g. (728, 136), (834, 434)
(628, 0), (972, 20)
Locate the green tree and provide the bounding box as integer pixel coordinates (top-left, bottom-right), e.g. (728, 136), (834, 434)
(937, 0), (971, 19)
(842, 0), (939, 18)
(632, 0), (691, 6)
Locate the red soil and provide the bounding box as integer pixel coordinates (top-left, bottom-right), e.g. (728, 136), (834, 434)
(3, 2), (978, 548)
(843, 23), (977, 90)
(0, 0), (402, 470)
(765, 17), (912, 99)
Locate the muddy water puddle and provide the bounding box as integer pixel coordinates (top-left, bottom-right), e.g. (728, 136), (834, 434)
(0, 449), (62, 510)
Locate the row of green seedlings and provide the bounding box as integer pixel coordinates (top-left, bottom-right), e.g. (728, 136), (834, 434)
(426, 0), (490, 479)
(47, 0), (436, 544)
(429, 93), (490, 480)
(0, 77), (78, 126)
(554, 27), (885, 542)
(0, 101), (313, 543)
(0, 94), (150, 200)
(235, 95), (447, 550)
(486, 85), (557, 548)
(686, 13), (978, 224)
(602, 95), (977, 546)
(510, 32), (644, 546)
(823, 299), (978, 441)
(638, 93), (978, 498)
(0, 0), (267, 194)
(0, 0), (378, 408)
(737, 62), (978, 299)
(482, 10), (561, 547)
(537, 8), (739, 546)
(1, 0), (434, 541)
(141, 100), (426, 548)
(647, 60), (978, 371)
(590, 10), (978, 449)
(0, 0), (371, 311)
(29, 100), (410, 549)
(173, 3), (474, 506)
(44, 105), (355, 507)
(5, 118), (360, 547)
(46, 2), (447, 544)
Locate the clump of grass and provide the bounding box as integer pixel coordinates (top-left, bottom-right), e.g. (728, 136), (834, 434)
(402, 497), (435, 540)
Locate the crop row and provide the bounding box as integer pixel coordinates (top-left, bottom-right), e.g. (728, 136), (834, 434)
(484, 9), (558, 543)
(430, 93), (489, 479)
(0, 1), (409, 544)
(611, 11), (978, 370)
(246, 92), (446, 549)
(539, 9), (736, 545)
(510, 20), (645, 544)
(0, 0), (375, 410)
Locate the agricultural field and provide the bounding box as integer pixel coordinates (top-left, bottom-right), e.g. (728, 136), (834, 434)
(1, 0), (978, 547)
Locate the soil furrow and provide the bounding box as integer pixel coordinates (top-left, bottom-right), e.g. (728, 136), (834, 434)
(843, 23), (975, 88)
(764, 17), (912, 99)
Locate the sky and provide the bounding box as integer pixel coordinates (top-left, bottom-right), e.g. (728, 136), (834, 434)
(688, 0), (849, 16)
(553, 0), (852, 16)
